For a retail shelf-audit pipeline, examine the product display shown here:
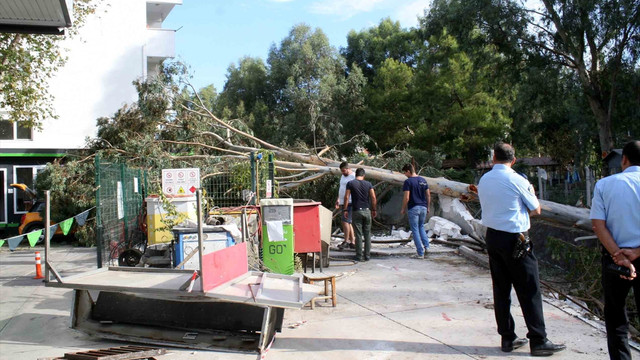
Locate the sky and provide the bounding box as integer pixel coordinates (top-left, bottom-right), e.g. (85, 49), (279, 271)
(163, 0), (431, 92)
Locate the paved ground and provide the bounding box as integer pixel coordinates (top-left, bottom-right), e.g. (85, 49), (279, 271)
(0, 245), (633, 360)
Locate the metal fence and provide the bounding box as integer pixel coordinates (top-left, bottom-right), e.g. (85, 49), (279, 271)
(202, 154), (274, 211)
(95, 155), (148, 267)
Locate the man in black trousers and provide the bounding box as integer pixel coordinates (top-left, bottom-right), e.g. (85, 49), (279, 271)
(478, 143), (565, 356)
(591, 140), (640, 360)
(343, 168), (377, 262)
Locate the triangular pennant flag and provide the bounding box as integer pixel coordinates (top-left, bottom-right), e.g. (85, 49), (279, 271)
(48, 224), (59, 240)
(27, 229), (43, 247)
(0, 240), (4, 248)
(59, 218), (74, 236)
(74, 209), (90, 226)
(7, 235), (24, 250)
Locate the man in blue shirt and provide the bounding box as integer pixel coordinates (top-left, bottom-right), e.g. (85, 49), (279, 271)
(478, 143), (565, 356)
(400, 164), (431, 259)
(590, 140), (640, 360)
(344, 168), (377, 262)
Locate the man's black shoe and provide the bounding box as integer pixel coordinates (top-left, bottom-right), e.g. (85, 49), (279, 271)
(530, 339), (566, 356)
(501, 337), (528, 352)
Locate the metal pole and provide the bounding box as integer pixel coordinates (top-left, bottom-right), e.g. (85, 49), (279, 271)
(585, 166), (592, 208)
(538, 169), (544, 200)
(241, 208), (247, 243)
(268, 153), (274, 198)
(197, 189), (205, 293)
(95, 154), (103, 268)
(250, 152), (256, 205)
(44, 190), (50, 282)
(120, 163), (129, 240)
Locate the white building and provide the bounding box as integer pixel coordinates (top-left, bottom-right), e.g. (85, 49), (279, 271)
(0, 0), (181, 233)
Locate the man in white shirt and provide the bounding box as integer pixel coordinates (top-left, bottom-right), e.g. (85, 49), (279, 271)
(336, 162), (355, 250)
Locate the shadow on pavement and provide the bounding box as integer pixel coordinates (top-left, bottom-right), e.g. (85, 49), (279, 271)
(273, 337), (534, 357)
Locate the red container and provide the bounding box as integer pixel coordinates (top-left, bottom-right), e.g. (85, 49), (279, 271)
(293, 202), (322, 253)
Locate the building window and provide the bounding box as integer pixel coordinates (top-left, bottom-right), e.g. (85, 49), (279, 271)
(13, 166), (45, 214)
(0, 120), (33, 140)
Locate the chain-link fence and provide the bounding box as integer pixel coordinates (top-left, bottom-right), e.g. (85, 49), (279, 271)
(202, 154), (274, 212)
(95, 155), (148, 267)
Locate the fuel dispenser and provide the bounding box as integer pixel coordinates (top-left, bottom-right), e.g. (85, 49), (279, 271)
(260, 198), (294, 275)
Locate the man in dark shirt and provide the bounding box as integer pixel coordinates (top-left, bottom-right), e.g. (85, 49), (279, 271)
(344, 168), (377, 261)
(400, 164), (431, 259)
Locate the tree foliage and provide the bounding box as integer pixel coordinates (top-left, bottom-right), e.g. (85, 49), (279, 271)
(0, 0), (98, 129)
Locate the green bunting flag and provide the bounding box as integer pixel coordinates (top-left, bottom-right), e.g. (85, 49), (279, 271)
(27, 229), (43, 247)
(59, 218), (74, 236)
(0, 240), (4, 248)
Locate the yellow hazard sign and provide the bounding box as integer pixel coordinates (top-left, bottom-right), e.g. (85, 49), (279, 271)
(178, 186), (185, 194)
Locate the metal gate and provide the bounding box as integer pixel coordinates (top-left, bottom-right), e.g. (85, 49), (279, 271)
(95, 154), (148, 268)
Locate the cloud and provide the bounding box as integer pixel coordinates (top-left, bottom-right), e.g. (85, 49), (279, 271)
(394, 0), (430, 27)
(309, 0), (386, 19)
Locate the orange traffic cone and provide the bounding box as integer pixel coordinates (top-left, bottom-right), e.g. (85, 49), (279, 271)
(34, 251), (44, 280)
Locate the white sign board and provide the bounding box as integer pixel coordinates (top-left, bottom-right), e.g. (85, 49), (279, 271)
(162, 168), (200, 196)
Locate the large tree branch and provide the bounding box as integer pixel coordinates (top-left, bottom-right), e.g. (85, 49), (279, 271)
(159, 139), (247, 156)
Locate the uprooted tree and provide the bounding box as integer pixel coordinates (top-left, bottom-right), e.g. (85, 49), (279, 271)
(37, 62), (592, 250)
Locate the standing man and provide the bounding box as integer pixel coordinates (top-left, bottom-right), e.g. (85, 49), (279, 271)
(400, 164), (431, 259)
(478, 142), (565, 356)
(344, 168), (377, 262)
(590, 140), (640, 360)
(335, 162), (356, 250)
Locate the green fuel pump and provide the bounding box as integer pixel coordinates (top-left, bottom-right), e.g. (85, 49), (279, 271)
(260, 198), (294, 275)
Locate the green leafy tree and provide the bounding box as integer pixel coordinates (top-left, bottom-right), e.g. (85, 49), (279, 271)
(342, 18), (419, 80)
(267, 24), (364, 148)
(421, 0), (640, 156)
(413, 31), (513, 164)
(362, 58), (415, 150)
(0, 0), (98, 129)
(216, 57), (270, 135)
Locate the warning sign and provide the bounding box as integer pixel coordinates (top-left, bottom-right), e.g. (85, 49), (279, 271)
(162, 168), (200, 196)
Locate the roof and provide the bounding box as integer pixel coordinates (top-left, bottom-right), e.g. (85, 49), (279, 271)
(0, 0), (73, 35)
(475, 156), (559, 170)
(603, 149), (622, 162)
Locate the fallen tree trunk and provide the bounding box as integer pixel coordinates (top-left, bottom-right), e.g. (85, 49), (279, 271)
(183, 96), (592, 235)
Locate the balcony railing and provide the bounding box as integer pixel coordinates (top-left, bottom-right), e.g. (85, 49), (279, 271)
(146, 28), (175, 58)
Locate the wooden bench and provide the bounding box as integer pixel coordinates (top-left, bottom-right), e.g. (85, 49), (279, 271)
(303, 273), (336, 309)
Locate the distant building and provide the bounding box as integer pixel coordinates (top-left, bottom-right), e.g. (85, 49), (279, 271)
(0, 0), (181, 233)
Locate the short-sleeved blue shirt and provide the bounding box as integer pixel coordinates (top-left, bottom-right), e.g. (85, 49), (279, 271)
(589, 166), (640, 248)
(478, 164), (540, 233)
(402, 176), (429, 209)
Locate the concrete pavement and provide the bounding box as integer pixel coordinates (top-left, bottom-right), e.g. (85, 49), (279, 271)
(0, 245), (627, 359)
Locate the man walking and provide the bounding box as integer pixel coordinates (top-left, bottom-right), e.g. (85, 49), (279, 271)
(400, 164), (431, 259)
(590, 140), (640, 360)
(478, 142), (565, 356)
(344, 168), (377, 262)
(336, 162), (355, 250)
